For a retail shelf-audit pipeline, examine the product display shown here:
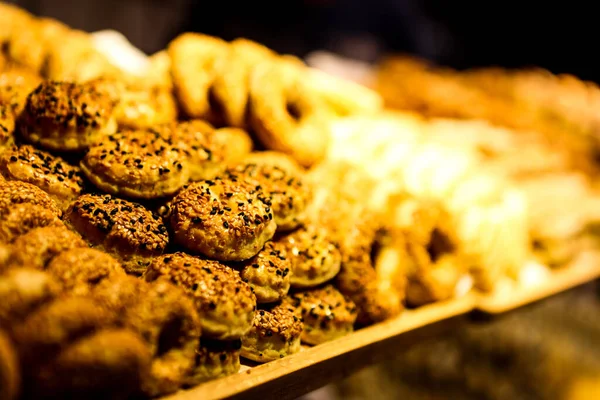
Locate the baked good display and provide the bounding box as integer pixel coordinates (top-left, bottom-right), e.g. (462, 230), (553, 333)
(144, 252), (256, 340)
(0, 145), (85, 210)
(241, 303), (303, 362)
(169, 173), (276, 261)
(20, 80), (117, 152)
(237, 241), (291, 304)
(184, 339), (241, 386)
(65, 194), (169, 274)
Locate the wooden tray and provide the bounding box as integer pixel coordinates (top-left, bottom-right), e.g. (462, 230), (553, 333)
(163, 294), (476, 400)
(476, 251), (600, 314)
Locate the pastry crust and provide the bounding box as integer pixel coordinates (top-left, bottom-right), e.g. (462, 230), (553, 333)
(7, 225), (87, 270)
(184, 339), (241, 386)
(213, 127), (254, 165)
(169, 173), (276, 261)
(0, 105), (15, 153)
(0, 145), (85, 210)
(0, 330), (20, 400)
(280, 227), (342, 288)
(0, 67), (43, 117)
(46, 248), (124, 295)
(65, 194), (169, 274)
(144, 252), (256, 340)
(285, 285), (357, 345)
(20, 80), (117, 152)
(0, 203), (63, 244)
(81, 129), (190, 199)
(237, 241), (291, 303)
(241, 303), (302, 362)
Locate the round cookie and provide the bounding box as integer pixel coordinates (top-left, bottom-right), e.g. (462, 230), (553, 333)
(64, 194), (169, 274)
(237, 241), (291, 303)
(8, 225), (88, 270)
(0, 330), (20, 400)
(184, 339), (241, 386)
(0, 269), (62, 328)
(80, 129), (190, 199)
(92, 276), (201, 397)
(231, 153), (311, 231)
(29, 329), (151, 400)
(144, 252), (256, 340)
(46, 248), (124, 295)
(169, 172), (276, 261)
(285, 285), (357, 345)
(0, 105), (15, 152)
(279, 227), (342, 288)
(20, 80), (117, 152)
(241, 303), (303, 362)
(0, 145), (85, 210)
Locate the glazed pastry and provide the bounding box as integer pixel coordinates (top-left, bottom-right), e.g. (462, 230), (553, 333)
(280, 227), (342, 288)
(0, 330), (20, 400)
(0, 67), (43, 116)
(169, 172), (276, 261)
(93, 276), (201, 397)
(46, 248), (124, 295)
(285, 285), (357, 345)
(7, 225), (87, 270)
(184, 339), (241, 386)
(65, 194), (169, 274)
(248, 59), (330, 166)
(231, 153), (311, 231)
(20, 80), (117, 152)
(241, 303), (303, 362)
(168, 33), (229, 119)
(0, 105), (15, 152)
(144, 252), (256, 340)
(0, 268), (62, 328)
(238, 241), (291, 303)
(0, 145), (85, 210)
(10, 296), (118, 366)
(80, 129), (190, 199)
(29, 329), (151, 400)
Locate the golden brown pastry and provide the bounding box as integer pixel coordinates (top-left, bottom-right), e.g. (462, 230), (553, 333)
(280, 227), (342, 288)
(0, 330), (20, 400)
(0, 3), (33, 47)
(46, 248), (124, 295)
(65, 194), (169, 274)
(169, 173), (276, 261)
(248, 59), (331, 166)
(237, 241), (291, 303)
(212, 127), (254, 165)
(93, 276), (201, 397)
(184, 339), (241, 386)
(285, 285), (357, 345)
(7, 225), (87, 270)
(0, 269), (62, 328)
(144, 252), (256, 340)
(20, 80), (117, 152)
(231, 153), (311, 231)
(80, 129), (190, 199)
(0, 67), (43, 116)
(241, 303), (303, 362)
(168, 33), (229, 120)
(0, 145), (85, 210)
(0, 180), (61, 217)
(0, 105), (15, 152)
(10, 296), (118, 366)
(29, 329), (151, 400)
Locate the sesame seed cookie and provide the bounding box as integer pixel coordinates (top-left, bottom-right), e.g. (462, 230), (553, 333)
(92, 276), (201, 397)
(183, 339), (241, 386)
(0, 330), (19, 400)
(28, 329), (152, 400)
(231, 153), (311, 231)
(0, 268), (62, 328)
(284, 285), (357, 345)
(46, 248), (125, 296)
(65, 194), (169, 274)
(279, 227), (342, 288)
(80, 129), (190, 199)
(237, 241), (291, 303)
(0, 145), (85, 210)
(20, 80), (117, 152)
(241, 303), (303, 363)
(7, 225), (87, 270)
(144, 252), (256, 340)
(169, 173), (276, 261)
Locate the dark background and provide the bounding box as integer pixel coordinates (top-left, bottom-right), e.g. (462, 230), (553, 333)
(10, 0), (600, 81)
